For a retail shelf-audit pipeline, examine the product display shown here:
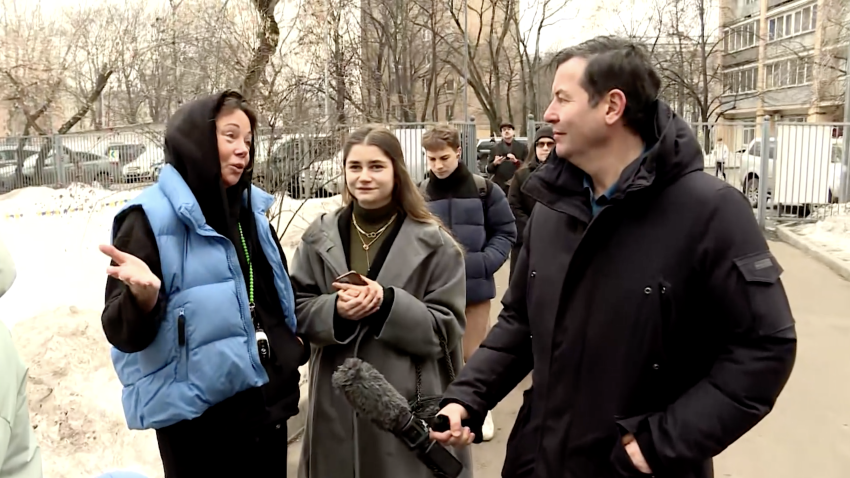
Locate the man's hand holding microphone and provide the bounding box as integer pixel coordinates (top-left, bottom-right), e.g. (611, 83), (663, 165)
(429, 403), (475, 447)
(430, 403), (652, 473)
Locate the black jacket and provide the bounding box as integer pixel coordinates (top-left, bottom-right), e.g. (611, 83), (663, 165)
(486, 140), (528, 194)
(102, 94), (309, 434)
(507, 158), (541, 246)
(441, 102), (797, 478)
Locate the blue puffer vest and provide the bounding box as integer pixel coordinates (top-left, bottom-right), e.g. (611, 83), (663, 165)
(110, 164), (296, 430)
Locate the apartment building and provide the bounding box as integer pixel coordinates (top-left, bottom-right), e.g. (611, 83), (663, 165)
(719, 0), (848, 130)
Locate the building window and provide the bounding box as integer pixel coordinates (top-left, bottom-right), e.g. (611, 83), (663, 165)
(724, 19), (759, 52)
(782, 115), (807, 122)
(765, 56), (814, 89)
(768, 4), (817, 41)
(445, 104), (454, 121)
(723, 65), (758, 94)
(445, 78), (455, 91)
(743, 126), (755, 149)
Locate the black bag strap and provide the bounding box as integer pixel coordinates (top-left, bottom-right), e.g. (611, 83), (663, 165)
(414, 328), (455, 404)
(418, 178), (430, 201)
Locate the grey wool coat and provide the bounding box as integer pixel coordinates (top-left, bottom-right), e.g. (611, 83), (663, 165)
(291, 207), (473, 478)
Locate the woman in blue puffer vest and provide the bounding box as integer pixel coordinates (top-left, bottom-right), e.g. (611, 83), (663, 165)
(98, 91), (307, 477)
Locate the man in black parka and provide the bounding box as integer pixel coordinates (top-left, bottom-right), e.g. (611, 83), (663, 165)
(431, 36), (797, 478)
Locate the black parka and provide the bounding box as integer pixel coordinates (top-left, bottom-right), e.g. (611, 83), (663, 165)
(441, 101), (797, 478)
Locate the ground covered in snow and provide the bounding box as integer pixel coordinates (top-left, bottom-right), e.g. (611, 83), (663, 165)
(789, 204), (850, 264)
(0, 183), (342, 478)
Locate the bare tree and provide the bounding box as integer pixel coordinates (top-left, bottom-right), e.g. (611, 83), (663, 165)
(419, 0), (523, 130)
(241, 0), (281, 99)
(511, 0), (572, 133)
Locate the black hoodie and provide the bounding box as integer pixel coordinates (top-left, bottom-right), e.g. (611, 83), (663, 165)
(441, 101), (796, 478)
(102, 93), (308, 432)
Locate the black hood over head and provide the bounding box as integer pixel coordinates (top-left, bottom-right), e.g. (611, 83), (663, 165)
(164, 92), (255, 242)
(524, 101), (704, 216)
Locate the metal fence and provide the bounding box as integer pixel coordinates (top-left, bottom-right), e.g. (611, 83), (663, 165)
(7, 117), (845, 229)
(526, 115), (548, 138)
(690, 119), (850, 226)
(0, 121), (478, 200)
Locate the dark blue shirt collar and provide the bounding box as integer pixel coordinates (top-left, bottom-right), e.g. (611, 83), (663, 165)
(583, 145), (648, 217)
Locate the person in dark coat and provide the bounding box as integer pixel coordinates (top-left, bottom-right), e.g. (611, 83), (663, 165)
(419, 125), (517, 441)
(431, 36), (797, 478)
(507, 126), (554, 278)
(486, 122), (527, 195)
(99, 91), (308, 477)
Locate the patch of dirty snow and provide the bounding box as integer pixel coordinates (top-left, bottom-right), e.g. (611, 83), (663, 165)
(793, 206), (850, 263)
(11, 307), (162, 478)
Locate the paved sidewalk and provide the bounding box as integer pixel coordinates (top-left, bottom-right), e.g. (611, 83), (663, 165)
(714, 241), (850, 478)
(288, 241), (850, 477)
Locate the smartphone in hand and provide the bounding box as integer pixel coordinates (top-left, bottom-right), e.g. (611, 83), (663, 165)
(335, 271), (367, 286)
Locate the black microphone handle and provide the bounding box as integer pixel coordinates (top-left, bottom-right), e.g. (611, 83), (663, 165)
(416, 440), (465, 478)
(395, 413), (464, 478)
(430, 414), (477, 433)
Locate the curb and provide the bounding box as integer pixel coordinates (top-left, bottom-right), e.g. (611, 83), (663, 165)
(776, 225), (850, 282)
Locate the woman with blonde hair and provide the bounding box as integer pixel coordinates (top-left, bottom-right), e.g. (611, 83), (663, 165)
(291, 125), (472, 478)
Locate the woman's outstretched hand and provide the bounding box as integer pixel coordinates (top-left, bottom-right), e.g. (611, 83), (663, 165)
(99, 244), (161, 313)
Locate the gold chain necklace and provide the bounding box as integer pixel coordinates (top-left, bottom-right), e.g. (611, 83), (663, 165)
(352, 213), (398, 270)
(353, 213), (397, 240)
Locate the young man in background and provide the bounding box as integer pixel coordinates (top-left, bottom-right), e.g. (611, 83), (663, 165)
(419, 125), (516, 441)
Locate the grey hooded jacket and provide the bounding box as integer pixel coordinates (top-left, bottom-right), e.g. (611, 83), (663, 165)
(0, 238), (43, 478)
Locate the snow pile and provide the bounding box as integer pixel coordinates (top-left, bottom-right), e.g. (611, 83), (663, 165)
(792, 205), (850, 263)
(12, 307), (162, 478)
(0, 183), (140, 218)
(0, 185), (343, 478)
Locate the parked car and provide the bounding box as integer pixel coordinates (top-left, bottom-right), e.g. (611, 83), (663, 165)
(301, 151), (344, 197)
(0, 146), (40, 167)
(254, 134), (340, 198)
(0, 148), (40, 192)
(13, 146), (120, 188)
(101, 142), (147, 166)
(122, 147), (164, 183)
(476, 139), (495, 174)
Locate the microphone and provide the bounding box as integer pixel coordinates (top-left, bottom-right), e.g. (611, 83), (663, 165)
(332, 358), (465, 478)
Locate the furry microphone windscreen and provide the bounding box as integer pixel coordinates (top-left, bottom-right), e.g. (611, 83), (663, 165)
(332, 358), (411, 432)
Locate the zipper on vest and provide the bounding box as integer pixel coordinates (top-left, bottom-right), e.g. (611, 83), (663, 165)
(177, 311), (186, 346)
(176, 308), (189, 382)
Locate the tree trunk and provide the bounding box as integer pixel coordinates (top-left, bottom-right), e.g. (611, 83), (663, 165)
(242, 0), (280, 100)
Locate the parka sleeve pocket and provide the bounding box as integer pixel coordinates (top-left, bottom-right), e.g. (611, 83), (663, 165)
(732, 251), (794, 336)
(733, 251), (783, 283)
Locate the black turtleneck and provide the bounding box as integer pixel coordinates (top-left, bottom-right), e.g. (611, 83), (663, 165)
(349, 200), (399, 277)
(426, 162), (481, 201)
(333, 200), (403, 341)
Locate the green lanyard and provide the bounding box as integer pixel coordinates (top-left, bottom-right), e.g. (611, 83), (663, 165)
(237, 223), (254, 308)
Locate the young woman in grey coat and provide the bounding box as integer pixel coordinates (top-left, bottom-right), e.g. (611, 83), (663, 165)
(291, 125), (472, 478)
